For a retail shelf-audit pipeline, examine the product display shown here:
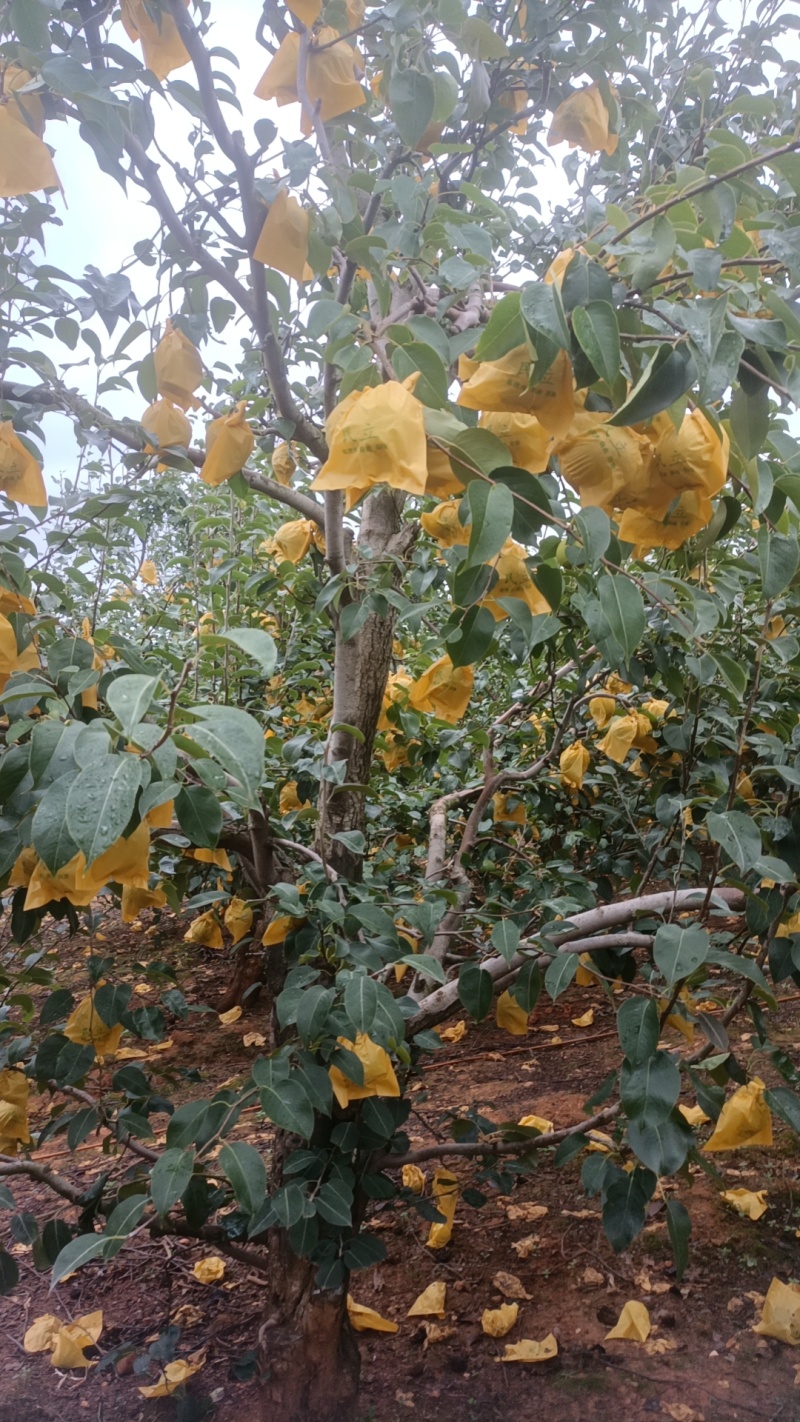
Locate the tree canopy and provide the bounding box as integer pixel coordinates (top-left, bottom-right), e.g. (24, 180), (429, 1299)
(2, 0), (800, 1414)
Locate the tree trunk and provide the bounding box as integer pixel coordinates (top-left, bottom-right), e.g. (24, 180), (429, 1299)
(258, 1230), (360, 1422)
(322, 487), (416, 878)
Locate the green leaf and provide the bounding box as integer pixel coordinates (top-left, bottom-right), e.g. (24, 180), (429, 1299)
(51, 1233), (108, 1288)
(10, 0), (50, 50)
(445, 605), (495, 666)
(466, 481), (514, 566)
(175, 786), (223, 850)
(491, 920), (520, 963)
(730, 383), (769, 460)
(392, 343), (449, 408)
(560, 255), (614, 312)
(31, 771), (80, 873)
(315, 1178), (354, 1228)
(519, 282), (570, 356)
(103, 1195), (147, 1257)
(666, 1198), (691, 1281)
(573, 507), (611, 569)
(260, 1081), (315, 1140)
(653, 923), (709, 986)
(757, 528), (799, 599)
(388, 70), (436, 147)
(448, 427), (512, 485)
(627, 1113), (693, 1174)
(705, 809), (762, 872)
(219, 1141), (267, 1217)
(105, 674), (161, 736)
(187, 706), (265, 808)
(764, 1086), (800, 1135)
(460, 15), (509, 58)
(295, 986), (335, 1046)
(458, 964), (493, 1020)
(492, 467), (553, 542)
(474, 293), (525, 362)
(544, 952), (578, 1001)
(608, 344), (696, 427)
(209, 628), (278, 677)
(511, 959), (542, 1012)
(0, 1249), (19, 1296)
(572, 302), (621, 384)
(620, 1051), (680, 1125)
(344, 975), (379, 1035)
(150, 1147), (195, 1218)
(65, 756), (141, 868)
(597, 573), (645, 659)
(602, 1167), (656, 1253)
(617, 998), (659, 1065)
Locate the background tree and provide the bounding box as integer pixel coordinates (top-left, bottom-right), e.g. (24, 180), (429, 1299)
(2, 0), (800, 1417)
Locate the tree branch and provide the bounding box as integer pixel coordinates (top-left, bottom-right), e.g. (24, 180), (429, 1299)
(376, 1104), (621, 1169)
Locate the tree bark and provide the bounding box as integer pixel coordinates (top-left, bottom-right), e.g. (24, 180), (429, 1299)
(322, 488), (416, 878)
(258, 1232), (360, 1422)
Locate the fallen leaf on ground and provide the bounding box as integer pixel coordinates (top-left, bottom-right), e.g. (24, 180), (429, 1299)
(114, 1046), (149, 1060)
(172, 1304), (203, 1327)
(582, 1267), (605, 1287)
(571, 1008), (594, 1027)
(720, 1188), (768, 1221)
(407, 1282), (446, 1318)
(148, 1038), (173, 1052)
(482, 1302), (519, 1337)
(562, 1209), (598, 1219)
(634, 1269), (671, 1295)
(662, 1406), (704, 1421)
(753, 1278), (800, 1344)
(506, 1202), (548, 1222)
(218, 1006), (242, 1025)
(549, 1035), (563, 1044)
(421, 1321), (455, 1348)
(193, 1256), (226, 1284)
(438, 1020), (466, 1043)
(605, 1300), (651, 1342)
(395, 1392), (414, 1408)
(493, 1271), (532, 1300)
(347, 1297), (398, 1333)
(243, 1032), (266, 1048)
(138, 1358), (204, 1398)
(511, 1235), (539, 1260)
(497, 1333), (558, 1363)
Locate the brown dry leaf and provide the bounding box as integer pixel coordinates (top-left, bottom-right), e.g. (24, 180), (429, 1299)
(407, 1282), (446, 1318)
(497, 1333), (558, 1363)
(634, 1269), (671, 1296)
(149, 1038), (174, 1052)
(481, 1302), (519, 1338)
(192, 1256), (226, 1284)
(133, 982), (152, 994)
(493, 1271), (532, 1301)
(138, 1358), (204, 1398)
(421, 1321), (455, 1349)
(506, 1202), (548, 1223)
(242, 1032), (267, 1048)
(114, 1046), (149, 1060)
(582, 1267), (605, 1287)
(511, 1235), (539, 1260)
(662, 1406), (704, 1422)
(561, 1208), (598, 1219)
(172, 1304), (203, 1328)
(605, 1300), (651, 1342)
(794, 1363), (800, 1387)
(218, 1006), (242, 1025)
(395, 1391), (415, 1408)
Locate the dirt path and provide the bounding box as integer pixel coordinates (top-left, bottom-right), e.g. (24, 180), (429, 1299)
(1, 917), (798, 1421)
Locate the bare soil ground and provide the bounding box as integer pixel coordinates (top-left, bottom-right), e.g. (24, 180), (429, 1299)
(1, 913), (799, 1422)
